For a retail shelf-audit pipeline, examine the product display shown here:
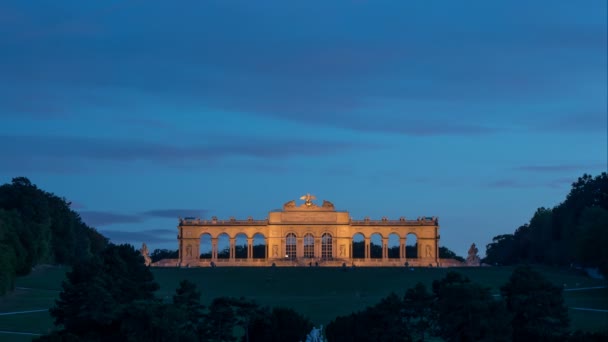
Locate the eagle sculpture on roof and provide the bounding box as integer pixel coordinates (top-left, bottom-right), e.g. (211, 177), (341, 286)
(300, 193), (316, 206)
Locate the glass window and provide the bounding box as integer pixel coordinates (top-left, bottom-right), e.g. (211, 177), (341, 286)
(286, 233), (296, 259)
(321, 233), (333, 260)
(304, 234), (314, 258)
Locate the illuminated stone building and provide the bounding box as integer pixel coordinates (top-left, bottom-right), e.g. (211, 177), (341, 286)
(176, 194), (440, 267)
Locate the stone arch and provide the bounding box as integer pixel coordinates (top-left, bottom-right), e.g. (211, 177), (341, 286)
(352, 232), (365, 259)
(286, 232), (297, 259)
(200, 232), (212, 259)
(253, 233), (266, 259)
(406, 232), (418, 259)
(321, 232), (333, 259)
(370, 233), (382, 259)
(217, 233), (230, 259)
(388, 233), (400, 259)
(234, 233), (247, 259)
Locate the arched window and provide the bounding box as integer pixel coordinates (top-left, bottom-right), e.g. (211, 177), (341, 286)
(235, 233), (247, 259)
(388, 233), (400, 259)
(370, 233), (382, 259)
(286, 233), (296, 259)
(199, 233), (212, 259)
(253, 233), (266, 259)
(217, 233), (229, 259)
(406, 233), (418, 259)
(304, 233), (314, 258)
(321, 233), (333, 259)
(352, 233), (364, 259)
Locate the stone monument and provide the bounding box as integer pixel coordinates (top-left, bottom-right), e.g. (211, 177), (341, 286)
(466, 243), (481, 266)
(140, 242), (152, 266)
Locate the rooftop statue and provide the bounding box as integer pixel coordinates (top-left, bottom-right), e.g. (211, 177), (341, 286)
(283, 200), (296, 209)
(300, 193), (316, 206)
(322, 200), (334, 209)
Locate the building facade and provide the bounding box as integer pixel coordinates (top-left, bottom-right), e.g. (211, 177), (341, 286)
(177, 195), (440, 267)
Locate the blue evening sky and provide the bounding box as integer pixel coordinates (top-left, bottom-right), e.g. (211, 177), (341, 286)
(1, 1), (606, 257)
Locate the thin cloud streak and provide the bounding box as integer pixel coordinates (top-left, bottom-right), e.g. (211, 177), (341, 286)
(79, 208), (210, 227)
(100, 229), (176, 245)
(486, 177), (580, 189)
(79, 211), (143, 227)
(515, 163), (607, 173)
(0, 135), (376, 168)
(0, 2), (604, 136)
(142, 209), (207, 218)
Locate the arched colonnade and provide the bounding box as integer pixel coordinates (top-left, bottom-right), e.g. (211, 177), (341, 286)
(177, 198), (439, 267)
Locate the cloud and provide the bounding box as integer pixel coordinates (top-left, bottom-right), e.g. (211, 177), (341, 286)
(79, 210), (144, 227)
(486, 177), (579, 189)
(545, 177), (576, 189)
(514, 162), (607, 173)
(0, 2), (604, 136)
(0, 134), (374, 173)
(486, 179), (529, 189)
(532, 113), (608, 133)
(342, 120), (499, 136)
(68, 201), (86, 209)
(100, 229), (176, 245)
(142, 209), (207, 219)
(0, 156), (89, 174)
(79, 208), (210, 227)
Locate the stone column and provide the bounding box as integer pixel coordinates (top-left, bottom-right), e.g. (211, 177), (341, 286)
(296, 237), (303, 259)
(229, 237), (235, 260)
(211, 238), (218, 261)
(247, 237), (253, 259)
(281, 238), (285, 259)
(382, 237), (388, 260)
(435, 227), (440, 265)
(364, 237), (370, 259)
(178, 238), (183, 263)
(315, 238), (321, 259)
(400, 237), (406, 260)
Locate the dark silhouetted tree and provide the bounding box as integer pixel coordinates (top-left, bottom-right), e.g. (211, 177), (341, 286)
(501, 266), (569, 341)
(433, 272), (511, 342)
(48, 244), (159, 340)
(150, 248), (179, 262)
(352, 241), (364, 258)
(403, 282), (434, 341)
(438, 246), (465, 262)
(0, 177), (108, 295)
(173, 279), (206, 339)
(248, 307), (313, 342)
(574, 207), (608, 276)
(326, 292), (412, 342)
(484, 172), (608, 270)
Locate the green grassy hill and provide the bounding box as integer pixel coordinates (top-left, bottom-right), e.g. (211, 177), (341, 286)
(1, 265), (606, 340)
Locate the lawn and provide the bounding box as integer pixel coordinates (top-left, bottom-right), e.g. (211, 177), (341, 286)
(0, 265), (606, 341)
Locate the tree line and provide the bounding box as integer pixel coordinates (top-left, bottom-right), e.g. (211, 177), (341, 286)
(37, 242), (605, 341)
(484, 173), (608, 276)
(326, 266), (605, 342)
(2, 175), (606, 340)
(36, 243), (314, 342)
(0, 177), (108, 295)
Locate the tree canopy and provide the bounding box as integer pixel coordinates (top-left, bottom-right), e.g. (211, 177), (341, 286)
(0, 177), (108, 295)
(501, 266), (569, 341)
(484, 173), (608, 276)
